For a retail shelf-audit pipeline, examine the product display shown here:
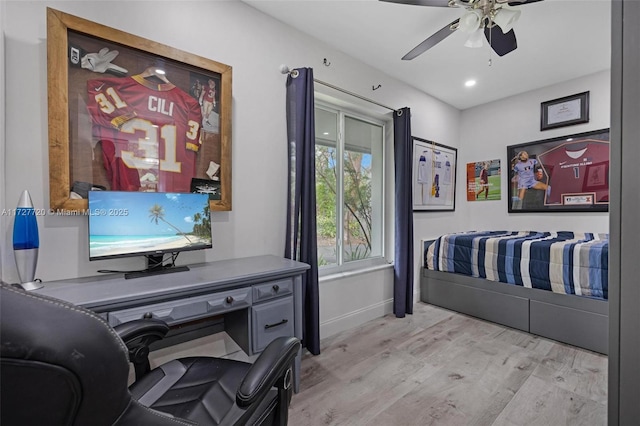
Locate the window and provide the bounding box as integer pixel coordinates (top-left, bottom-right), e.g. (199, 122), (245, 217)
(314, 102), (385, 271)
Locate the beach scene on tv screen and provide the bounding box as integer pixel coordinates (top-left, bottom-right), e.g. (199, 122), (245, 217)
(89, 192), (212, 259)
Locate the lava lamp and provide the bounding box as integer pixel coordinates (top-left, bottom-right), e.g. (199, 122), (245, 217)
(12, 190), (42, 290)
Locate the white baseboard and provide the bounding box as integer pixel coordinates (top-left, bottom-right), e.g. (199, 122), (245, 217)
(319, 289), (421, 339)
(320, 298), (394, 339)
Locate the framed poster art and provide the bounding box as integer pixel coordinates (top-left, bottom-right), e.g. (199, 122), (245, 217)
(466, 159), (501, 202)
(507, 128), (609, 213)
(412, 137), (457, 211)
(47, 8), (232, 212)
(540, 91), (589, 131)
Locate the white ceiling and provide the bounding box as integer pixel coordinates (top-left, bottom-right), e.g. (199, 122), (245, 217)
(242, 0), (611, 110)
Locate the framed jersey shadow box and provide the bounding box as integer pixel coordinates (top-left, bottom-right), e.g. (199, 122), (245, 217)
(47, 8), (232, 212)
(412, 137), (457, 212)
(507, 128), (610, 213)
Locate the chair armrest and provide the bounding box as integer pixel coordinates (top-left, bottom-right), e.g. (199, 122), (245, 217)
(236, 336), (301, 407)
(114, 319), (170, 344)
(114, 319), (170, 380)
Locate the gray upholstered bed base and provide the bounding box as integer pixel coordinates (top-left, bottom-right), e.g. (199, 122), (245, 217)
(420, 268), (608, 354)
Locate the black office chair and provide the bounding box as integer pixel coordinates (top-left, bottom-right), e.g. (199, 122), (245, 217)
(0, 283), (300, 426)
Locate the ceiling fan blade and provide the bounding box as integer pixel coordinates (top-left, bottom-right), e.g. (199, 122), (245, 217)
(484, 26), (518, 57)
(506, 0), (544, 5)
(379, 0), (452, 7)
(402, 19), (459, 60)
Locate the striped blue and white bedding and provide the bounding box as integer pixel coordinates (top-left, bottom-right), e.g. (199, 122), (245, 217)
(424, 231), (608, 300)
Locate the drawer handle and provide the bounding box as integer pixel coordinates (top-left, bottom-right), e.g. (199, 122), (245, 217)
(272, 284), (280, 292)
(226, 296), (234, 304)
(264, 319), (288, 329)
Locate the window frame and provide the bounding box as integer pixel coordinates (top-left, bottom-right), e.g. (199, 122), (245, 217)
(314, 100), (387, 276)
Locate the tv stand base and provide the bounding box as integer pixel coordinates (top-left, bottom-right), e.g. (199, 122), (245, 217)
(124, 265), (190, 280)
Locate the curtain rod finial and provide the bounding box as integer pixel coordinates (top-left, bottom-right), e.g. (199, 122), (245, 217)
(279, 64), (290, 74)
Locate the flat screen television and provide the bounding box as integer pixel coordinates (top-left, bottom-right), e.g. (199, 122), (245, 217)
(88, 191), (212, 278)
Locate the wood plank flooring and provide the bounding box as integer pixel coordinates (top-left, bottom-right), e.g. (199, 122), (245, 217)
(289, 302), (607, 426)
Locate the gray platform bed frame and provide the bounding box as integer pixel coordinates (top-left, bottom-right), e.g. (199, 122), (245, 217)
(420, 266), (609, 355)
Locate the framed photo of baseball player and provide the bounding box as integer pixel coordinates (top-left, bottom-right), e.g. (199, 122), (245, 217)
(47, 8), (232, 212)
(507, 128), (610, 213)
(412, 137), (457, 212)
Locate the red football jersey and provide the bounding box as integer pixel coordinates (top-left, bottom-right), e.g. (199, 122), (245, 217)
(538, 140), (609, 205)
(202, 85), (215, 104)
(87, 75), (202, 192)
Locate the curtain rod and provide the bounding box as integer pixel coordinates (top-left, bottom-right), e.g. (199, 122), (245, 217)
(280, 65), (397, 112)
(313, 78), (397, 113)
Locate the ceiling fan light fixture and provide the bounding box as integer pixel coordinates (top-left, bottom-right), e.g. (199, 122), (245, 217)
(459, 9), (483, 33)
(464, 28), (485, 48)
(493, 7), (521, 34)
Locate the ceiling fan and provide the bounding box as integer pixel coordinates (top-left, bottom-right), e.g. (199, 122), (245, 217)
(380, 0), (543, 60)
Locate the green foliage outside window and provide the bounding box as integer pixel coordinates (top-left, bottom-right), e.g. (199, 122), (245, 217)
(316, 145), (372, 263)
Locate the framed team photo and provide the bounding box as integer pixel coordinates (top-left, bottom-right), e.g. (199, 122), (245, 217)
(47, 8), (233, 212)
(507, 128), (610, 213)
(412, 137), (457, 212)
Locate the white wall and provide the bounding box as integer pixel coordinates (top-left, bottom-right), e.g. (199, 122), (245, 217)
(0, 0), (6, 279)
(1, 1), (460, 338)
(411, 70), (610, 300)
(458, 70), (610, 232)
(2, 1), (610, 340)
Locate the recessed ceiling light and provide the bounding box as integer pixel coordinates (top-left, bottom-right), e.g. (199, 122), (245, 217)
(465, 79), (476, 87)
(567, 138), (574, 141)
(323, 132), (329, 135)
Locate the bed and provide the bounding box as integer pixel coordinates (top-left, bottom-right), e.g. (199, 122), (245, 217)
(420, 231), (609, 354)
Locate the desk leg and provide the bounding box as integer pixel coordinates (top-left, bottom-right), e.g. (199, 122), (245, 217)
(293, 275), (303, 393)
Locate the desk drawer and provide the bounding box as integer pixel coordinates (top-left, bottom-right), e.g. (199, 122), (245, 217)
(108, 287), (251, 326)
(252, 296), (294, 353)
(252, 279), (293, 303)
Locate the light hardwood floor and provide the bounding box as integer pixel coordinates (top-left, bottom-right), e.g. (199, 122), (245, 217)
(147, 301), (607, 425)
(288, 302), (607, 426)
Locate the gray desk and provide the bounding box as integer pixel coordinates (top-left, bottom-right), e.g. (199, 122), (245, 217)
(35, 255), (310, 390)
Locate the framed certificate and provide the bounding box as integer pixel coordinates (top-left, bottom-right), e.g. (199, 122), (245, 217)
(540, 91), (590, 131)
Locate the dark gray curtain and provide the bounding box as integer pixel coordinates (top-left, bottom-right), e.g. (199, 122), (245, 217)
(284, 67), (320, 355)
(393, 107), (414, 317)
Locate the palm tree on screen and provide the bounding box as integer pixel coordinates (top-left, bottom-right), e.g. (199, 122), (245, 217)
(148, 203), (193, 243)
